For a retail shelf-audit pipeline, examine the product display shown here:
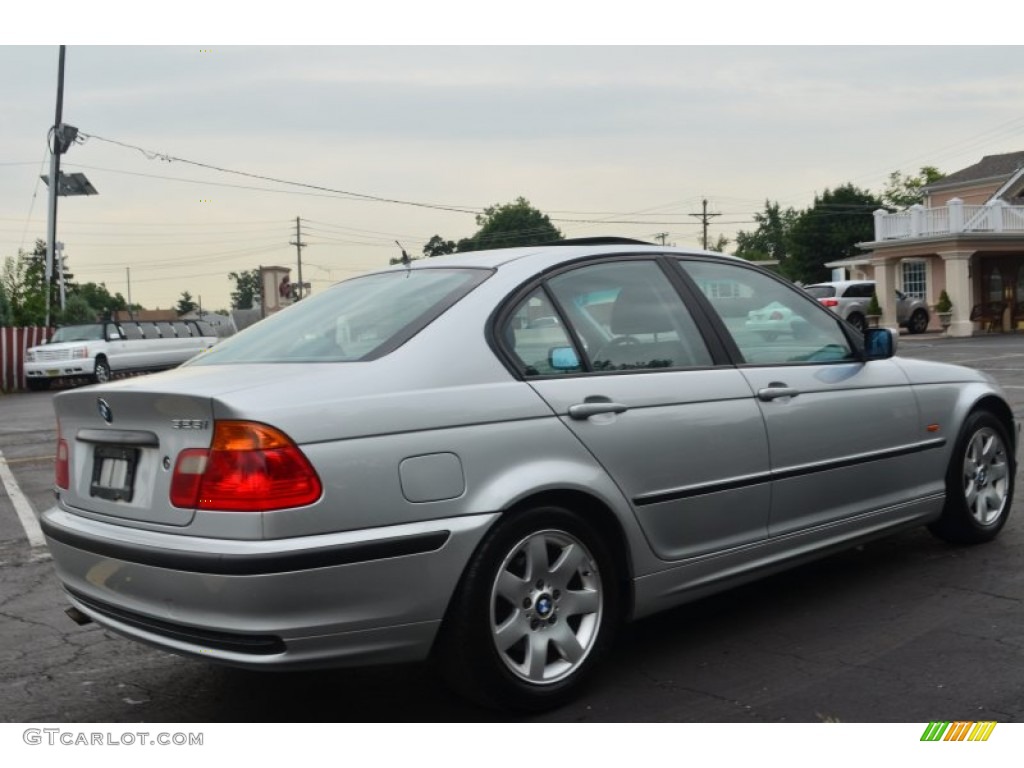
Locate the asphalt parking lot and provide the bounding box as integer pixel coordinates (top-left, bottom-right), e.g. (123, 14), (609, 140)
(2, 332), (1024, 722)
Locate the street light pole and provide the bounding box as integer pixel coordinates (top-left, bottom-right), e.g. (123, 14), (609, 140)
(45, 45), (67, 329)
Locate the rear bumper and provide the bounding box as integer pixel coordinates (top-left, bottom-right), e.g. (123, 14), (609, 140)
(41, 506), (497, 669)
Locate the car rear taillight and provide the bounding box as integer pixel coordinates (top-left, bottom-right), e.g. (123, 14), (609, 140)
(55, 430), (70, 490)
(820, 298), (839, 307)
(170, 421), (322, 511)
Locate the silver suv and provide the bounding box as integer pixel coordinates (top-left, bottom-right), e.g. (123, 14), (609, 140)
(805, 280), (931, 334)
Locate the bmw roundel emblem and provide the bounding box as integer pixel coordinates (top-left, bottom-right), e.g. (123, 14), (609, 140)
(97, 398), (113, 424)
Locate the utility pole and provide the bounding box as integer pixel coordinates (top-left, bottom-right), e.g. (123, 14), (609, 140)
(653, 232), (669, 246)
(126, 267), (133, 320)
(45, 45), (67, 328)
(289, 216), (307, 300)
(688, 198), (721, 251)
(56, 241), (66, 310)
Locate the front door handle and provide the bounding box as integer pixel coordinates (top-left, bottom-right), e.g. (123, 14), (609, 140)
(568, 398), (629, 420)
(757, 383), (800, 401)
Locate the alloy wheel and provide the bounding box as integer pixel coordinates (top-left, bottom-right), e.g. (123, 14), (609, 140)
(962, 426), (1010, 526)
(489, 529), (603, 685)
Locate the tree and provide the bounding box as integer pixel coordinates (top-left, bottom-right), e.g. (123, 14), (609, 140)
(881, 166), (945, 210)
(0, 280), (11, 326)
(57, 294), (98, 325)
(176, 291), (198, 315)
(73, 282), (129, 318)
(456, 197), (563, 252)
(229, 270), (261, 310)
(1, 240), (48, 326)
(782, 184), (881, 284)
(423, 235), (457, 258)
(707, 234), (731, 253)
(734, 201), (797, 262)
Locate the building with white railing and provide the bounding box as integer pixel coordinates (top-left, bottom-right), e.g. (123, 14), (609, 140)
(848, 151), (1024, 337)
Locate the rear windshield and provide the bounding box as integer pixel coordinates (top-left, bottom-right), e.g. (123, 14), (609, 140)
(190, 268), (490, 365)
(804, 285), (836, 299)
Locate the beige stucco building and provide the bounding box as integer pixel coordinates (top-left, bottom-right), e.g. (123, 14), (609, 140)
(833, 151), (1024, 336)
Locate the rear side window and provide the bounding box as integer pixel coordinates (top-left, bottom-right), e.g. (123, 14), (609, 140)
(190, 268), (489, 364)
(500, 260), (713, 376)
(121, 323), (144, 341)
(845, 283), (876, 298)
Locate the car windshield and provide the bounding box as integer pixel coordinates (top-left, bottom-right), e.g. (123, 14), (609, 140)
(804, 285), (836, 299)
(49, 324), (104, 343)
(190, 268), (490, 364)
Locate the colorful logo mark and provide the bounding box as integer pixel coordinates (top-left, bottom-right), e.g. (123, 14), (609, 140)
(921, 721), (997, 742)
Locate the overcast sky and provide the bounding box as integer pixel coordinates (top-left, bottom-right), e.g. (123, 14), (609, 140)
(2, 38), (1023, 311)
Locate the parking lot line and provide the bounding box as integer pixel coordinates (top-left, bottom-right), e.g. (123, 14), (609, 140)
(0, 449), (47, 548)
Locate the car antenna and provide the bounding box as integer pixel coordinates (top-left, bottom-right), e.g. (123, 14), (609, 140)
(395, 240), (412, 268)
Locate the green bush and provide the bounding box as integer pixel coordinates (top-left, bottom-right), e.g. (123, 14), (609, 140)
(936, 289), (953, 313)
(867, 291), (882, 316)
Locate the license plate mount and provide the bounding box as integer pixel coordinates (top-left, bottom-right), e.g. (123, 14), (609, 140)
(90, 445), (138, 503)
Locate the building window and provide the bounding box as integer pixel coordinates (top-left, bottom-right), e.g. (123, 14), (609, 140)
(902, 261), (927, 299)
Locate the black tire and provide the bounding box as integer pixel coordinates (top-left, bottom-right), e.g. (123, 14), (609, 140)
(929, 410), (1014, 545)
(907, 309), (930, 334)
(847, 312), (868, 334)
(435, 505), (620, 712)
(92, 356), (111, 384)
(26, 378), (50, 392)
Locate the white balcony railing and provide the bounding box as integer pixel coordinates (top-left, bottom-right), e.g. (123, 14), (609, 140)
(873, 198), (1024, 242)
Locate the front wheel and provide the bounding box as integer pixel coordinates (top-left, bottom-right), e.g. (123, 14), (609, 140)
(436, 506), (619, 712)
(929, 411), (1014, 545)
(847, 312), (868, 334)
(92, 356), (111, 384)
(907, 309), (930, 334)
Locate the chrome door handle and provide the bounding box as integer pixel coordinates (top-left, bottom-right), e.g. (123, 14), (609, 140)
(757, 385), (800, 401)
(568, 401), (629, 420)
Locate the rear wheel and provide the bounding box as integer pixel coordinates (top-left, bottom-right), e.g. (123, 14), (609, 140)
(92, 356), (111, 384)
(436, 505), (619, 712)
(929, 411), (1014, 545)
(907, 308), (930, 334)
(847, 312), (867, 334)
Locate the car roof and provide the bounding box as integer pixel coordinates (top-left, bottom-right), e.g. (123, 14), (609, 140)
(385, 243), (746, 274)
(807, 280), (874, 288)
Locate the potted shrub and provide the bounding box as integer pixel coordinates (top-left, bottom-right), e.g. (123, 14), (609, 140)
(936, 290), (953, 331)
(866, 291), (883, 328)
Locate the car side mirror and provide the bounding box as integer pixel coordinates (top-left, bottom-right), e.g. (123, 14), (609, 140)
(549, 346), (581, 371)
(864, 328), (896, 360)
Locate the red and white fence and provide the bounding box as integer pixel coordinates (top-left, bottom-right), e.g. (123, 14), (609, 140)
(1, 327), (50, 392)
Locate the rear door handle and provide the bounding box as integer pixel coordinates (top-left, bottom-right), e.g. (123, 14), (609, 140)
(757, 384), (800, 401)
(568, 399), (629, 420)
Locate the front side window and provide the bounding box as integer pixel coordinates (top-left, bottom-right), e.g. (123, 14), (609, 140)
(680, 260), (855, 365)
(190, 268), (488, 365)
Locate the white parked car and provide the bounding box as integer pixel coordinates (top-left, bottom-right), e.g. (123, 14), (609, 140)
(24, 319), (219, 390)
